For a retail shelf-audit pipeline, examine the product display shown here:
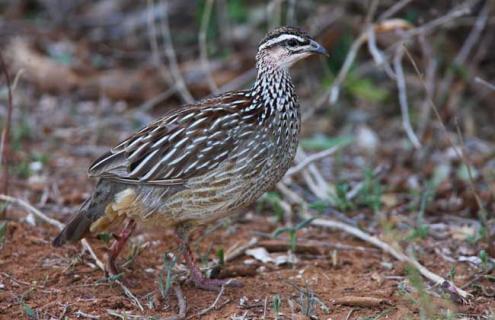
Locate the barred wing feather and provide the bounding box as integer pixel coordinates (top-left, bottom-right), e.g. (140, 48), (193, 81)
(88, 93), (257, 185)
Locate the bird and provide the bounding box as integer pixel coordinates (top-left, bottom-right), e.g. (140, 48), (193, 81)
(53, 26), (328, 290)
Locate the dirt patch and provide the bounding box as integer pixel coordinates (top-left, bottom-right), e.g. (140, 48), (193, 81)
(0, 216), (492, 319)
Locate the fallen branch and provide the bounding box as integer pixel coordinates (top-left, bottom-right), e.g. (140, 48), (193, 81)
(117, 279), (144, 312)
(309, 217), (472, 300)
(224, 237), (258, 263)
(258, 239), (321, 255)
(332, 296), (390, 308)
(475, 77), (495, 91)
(0, 194), (65, 230)
(74, 310), (100, 319)
(106, 285), (186, 319)
(393, 46), (421, 149)
(192, 285), (225, 318)
(285, 146), (339, 178)
(81, 238), (105, 271)
(172, 284), (187, 320)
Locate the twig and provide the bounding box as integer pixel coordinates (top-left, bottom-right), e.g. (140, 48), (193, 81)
(328, 33), (367, 104)
(2, 272), (61, 293)
(116, 279), (144, 312)
(146, 0), (174, 91)
(328, 1), (471, 108)
(106, 285), (185, 320)
(308, 217), (471, 299)
(75, 310), (100, 319)
(344, 308), (355, 320)
(276, 182), (305, 205)
(152, 0), (194, 104)
(0, 194), (65, 230)
(0, 52), (13, 219)
(172, 284), (187, 320)
(393, 46), (421, 149)
(57, 303), (69, 320)
(367, 26), (396, 79)
(454, 120), (489, 240)
(475, 77), (495, 91)
(262, 296), (268, 320)
(346, 166), (384, 200)
(364, 0), (379, 25)
(454, 2), (489, 65)
(403, 47), (488, 232)
(225, 237), (258, 262)
(106, 310), (147, 319)
(81, 238), (105, 271)
(436, 1), (489, 105)
(193, 285), (225, 318)
(329, 0), (379, 104)
(199, 0), (219, 94)
(378, 0), (413, 21)
(295, 148), (330, 200)
(285, 146), (340, 178)
(332, 296), (389, 307)
(417, 34), (438, 139)
(404, 4), (472, 38)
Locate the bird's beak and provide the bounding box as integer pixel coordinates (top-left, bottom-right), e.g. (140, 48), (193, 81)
(308, 39), (329, 57)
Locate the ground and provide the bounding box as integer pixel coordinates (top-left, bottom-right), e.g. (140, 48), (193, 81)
(0, 212), (493, 319)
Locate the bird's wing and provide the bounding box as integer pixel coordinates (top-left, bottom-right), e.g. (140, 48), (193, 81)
(88, 92), (259, 185)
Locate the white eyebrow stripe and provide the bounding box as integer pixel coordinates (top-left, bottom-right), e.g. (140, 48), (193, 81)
(259, 34), (306, 50)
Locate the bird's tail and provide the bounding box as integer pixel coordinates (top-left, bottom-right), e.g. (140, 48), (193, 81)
(52, 180), (119, 246)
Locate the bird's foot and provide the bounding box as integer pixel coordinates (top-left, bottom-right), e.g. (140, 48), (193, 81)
(104, 219), (136, 279)
(179, 235), (241, 290)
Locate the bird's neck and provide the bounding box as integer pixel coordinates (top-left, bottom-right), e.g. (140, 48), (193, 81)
(252, 58), (295, 103)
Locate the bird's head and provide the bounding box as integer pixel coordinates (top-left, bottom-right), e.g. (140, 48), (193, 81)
(256, 26), (328, 70)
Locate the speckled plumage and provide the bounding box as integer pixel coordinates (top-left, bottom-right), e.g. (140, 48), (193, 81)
(53, 26), (327, 288)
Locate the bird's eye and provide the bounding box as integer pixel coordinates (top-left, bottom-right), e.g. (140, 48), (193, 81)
(287, 39), (298, 47)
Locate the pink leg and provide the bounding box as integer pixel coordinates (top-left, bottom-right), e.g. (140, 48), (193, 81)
(105, 219), (136, 276)
(175, 229), (241, 291)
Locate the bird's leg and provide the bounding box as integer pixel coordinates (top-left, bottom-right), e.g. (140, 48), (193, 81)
(175, 228), (241, 291)
(105, 219), (136, 277)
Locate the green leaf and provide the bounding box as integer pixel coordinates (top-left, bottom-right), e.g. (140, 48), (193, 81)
(22, 303), (36, 319)
(272, 226), (292, 238)
(406, 224), (429, 241)
(106, 273), (123, 282)
(295, 217), (316, 231)
(457, 163), (478, 182)
(345, 73), (388, 102)
(300, 135), (352, 151)
(259, 192), (285, 222)
(272, 294), (282, 318)
(97, 232), (112, 244)
(227, 0), (248, 23)
(159, 254), (176, 298)
(216, 247), (225, 266)
(309, 200), (330, 213)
